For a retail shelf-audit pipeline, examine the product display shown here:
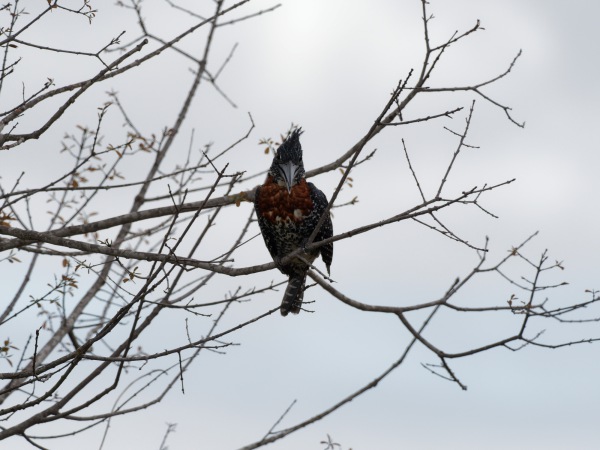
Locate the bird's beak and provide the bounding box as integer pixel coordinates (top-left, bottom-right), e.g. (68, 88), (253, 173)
(278, 161), (299, 194)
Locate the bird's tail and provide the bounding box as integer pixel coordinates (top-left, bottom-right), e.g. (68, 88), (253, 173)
(280, 272), (307, 316)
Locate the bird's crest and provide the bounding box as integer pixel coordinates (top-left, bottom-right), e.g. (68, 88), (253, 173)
(276, 128), (303, 164)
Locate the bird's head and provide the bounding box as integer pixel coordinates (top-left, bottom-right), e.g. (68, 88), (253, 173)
(269, 128), (305, 193)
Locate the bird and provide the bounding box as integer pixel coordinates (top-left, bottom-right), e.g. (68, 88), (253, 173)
(254, 128), (333, 316)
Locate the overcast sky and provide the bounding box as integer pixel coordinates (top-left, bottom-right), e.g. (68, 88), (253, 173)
(2, 1), (600, 449)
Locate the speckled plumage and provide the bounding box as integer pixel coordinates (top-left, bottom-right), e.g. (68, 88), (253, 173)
(255, 129), (333, 316)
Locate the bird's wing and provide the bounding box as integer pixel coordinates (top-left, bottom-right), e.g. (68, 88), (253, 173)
(307, 182), (334, 272)
(254, 186), (280, 261)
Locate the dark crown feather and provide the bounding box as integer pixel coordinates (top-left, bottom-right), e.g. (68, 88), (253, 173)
(275, 128), (303, 164)
(268, 128), (306, 181)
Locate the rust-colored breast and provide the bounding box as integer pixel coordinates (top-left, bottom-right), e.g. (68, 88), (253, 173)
(257, 176), (313, 223)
